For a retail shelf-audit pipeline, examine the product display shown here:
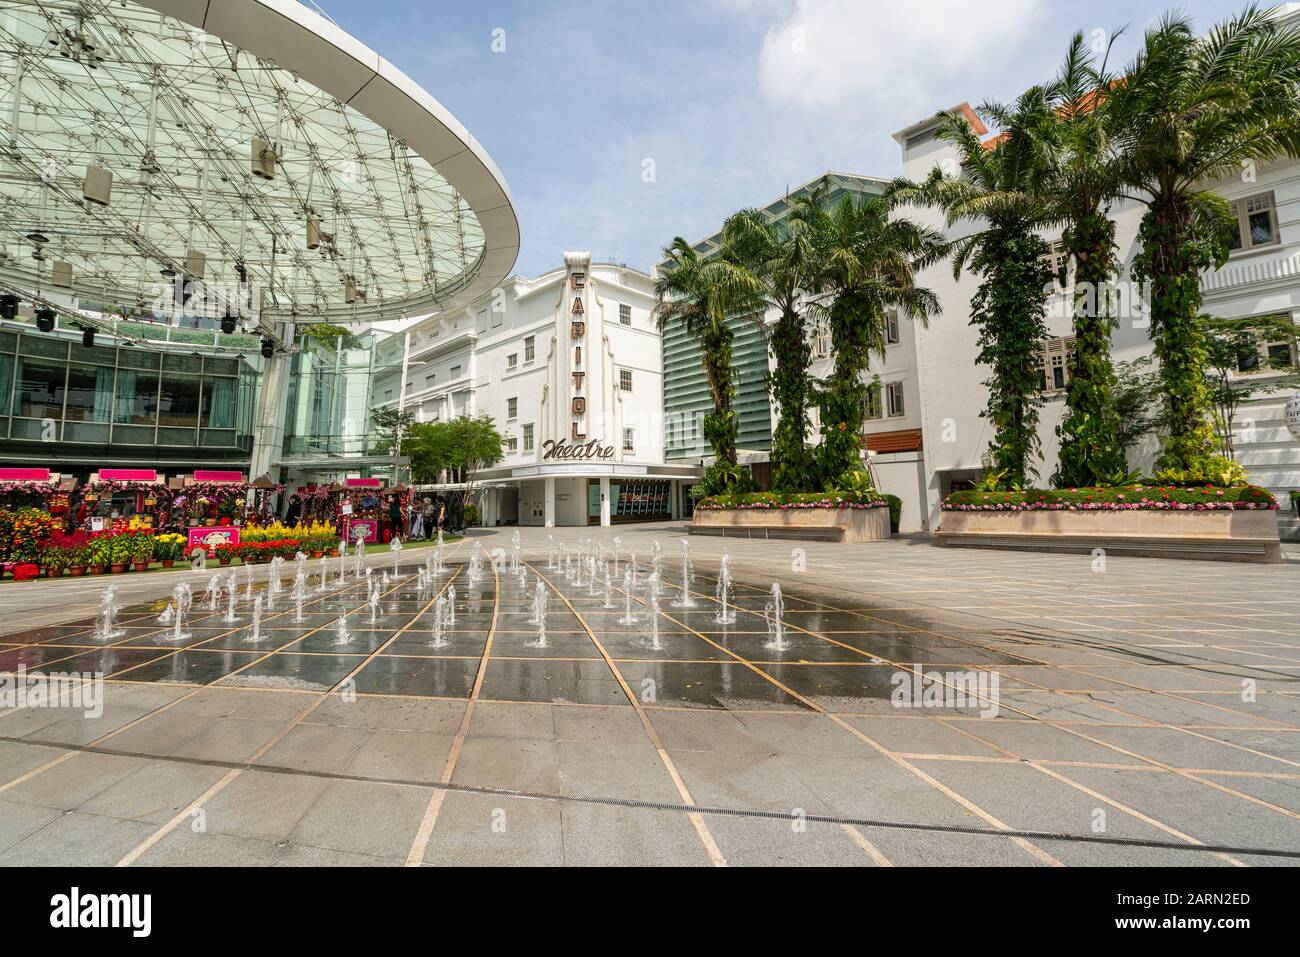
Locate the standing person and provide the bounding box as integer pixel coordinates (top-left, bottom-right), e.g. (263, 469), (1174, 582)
(435, 496), (447, 534)
(284, 494), (302, 527)
(388, 494), (402, 542)
(409, 499), (423, 540)
(421, 497), (436, 540)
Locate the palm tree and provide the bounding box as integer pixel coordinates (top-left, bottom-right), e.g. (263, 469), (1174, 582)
(1108, 6), (1300, 473)
(711, 189), (823, 491)
(654, 237), (741, 470)
(890, 91), (1059, 487)
(1038, 31), (1131, 487)
(809, 191), (946, 482)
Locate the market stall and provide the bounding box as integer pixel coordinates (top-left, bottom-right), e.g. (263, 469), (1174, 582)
(0, 468), (77, 524)
(336, 477), (386, 544)
(172, 470), (250, 551)
(80, 468), (173, 533)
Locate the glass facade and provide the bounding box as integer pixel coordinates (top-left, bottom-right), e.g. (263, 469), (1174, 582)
(283, 331), (402, 460)
(0, 328), (257, 458)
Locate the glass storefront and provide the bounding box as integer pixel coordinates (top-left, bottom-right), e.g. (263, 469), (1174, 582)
(283, 331), (402, 459)
(0, 328), (257, 455)
(587, 479), (672, 524)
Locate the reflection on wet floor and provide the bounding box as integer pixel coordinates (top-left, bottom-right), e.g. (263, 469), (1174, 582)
(0, 557), (1028, 712)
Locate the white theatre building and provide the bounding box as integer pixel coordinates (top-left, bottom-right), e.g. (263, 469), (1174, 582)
(400, 252), (701, 526)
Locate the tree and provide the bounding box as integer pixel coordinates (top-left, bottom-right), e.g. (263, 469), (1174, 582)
(1039, 32), (1132, 487)
(808, 189), (945, 483)
(1108, 7), (1300, 473)
(406, 414), (504, 508)
(890, 92), (1058, 487)
(1203, 314), (1300, 459)
(655, 238), (748, 487)
(1111, 356), (1165, 458)
(370, 406), (414, 456)
(712, 189), (824, 491)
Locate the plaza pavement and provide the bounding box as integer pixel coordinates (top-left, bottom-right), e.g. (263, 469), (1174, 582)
(0, 522), (1297, 867)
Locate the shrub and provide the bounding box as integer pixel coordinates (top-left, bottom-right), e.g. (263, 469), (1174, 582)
(943, 484), (1277, 512)
(883, 494), (902, 532)
(153, 533), (186, 562)
(7, 509), (61, 563)
(690, 461), (757, 499)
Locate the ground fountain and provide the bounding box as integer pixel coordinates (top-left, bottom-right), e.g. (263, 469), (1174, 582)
(650, 540), (663, 581)
(611, 536), (621, 576)
(158, 602), (174, 625)
(646, 572), (663, 651)
(714, 551), (736, 625)
(368, 583), (382, 624)
(617, 567), (638, 625)
(603, 568), (615, 609)
(546, 535), (557, 570)
(445, 585), (456, 625)
(428, 595), (450, 648)
(317, 557), (329, 593)
(390, 535), (403, 574)
(293, 572), (307, 623)
(671, 538), (697, 608)
(764, 582), (790, 651)
(243, 561), (254, 601)
(333, 613), (351, 646)
(204, 573), (222, 610)
(526, 581), (548, 648)
(224, 572), (240, 624)
(244, 596), (263, 643)
(511, 530), (521, 572)
(354, 540), (365, 581)
(170, 582), (192, 641)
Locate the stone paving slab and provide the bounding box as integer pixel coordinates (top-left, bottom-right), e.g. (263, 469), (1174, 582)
(0, 523), (1296, 865)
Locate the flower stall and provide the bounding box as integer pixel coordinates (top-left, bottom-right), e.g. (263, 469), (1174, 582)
(335, 477), (386, 544)
(0, 467), (78, 520)
(172, 470), (252, 552)
(80, 468), (173, 533)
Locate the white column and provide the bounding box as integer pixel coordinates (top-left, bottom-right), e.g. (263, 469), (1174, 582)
(599, 476), (611, 527)
(544, 477), (555, 528)
(670, 482), (681, 520)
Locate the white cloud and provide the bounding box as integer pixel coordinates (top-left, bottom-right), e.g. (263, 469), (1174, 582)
(756, 0), (1048, 114)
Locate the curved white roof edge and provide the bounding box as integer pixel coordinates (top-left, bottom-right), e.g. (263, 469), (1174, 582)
(143, 0), (520, 323)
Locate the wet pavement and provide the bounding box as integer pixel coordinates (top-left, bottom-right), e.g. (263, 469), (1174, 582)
(0, 523), (1298, 866)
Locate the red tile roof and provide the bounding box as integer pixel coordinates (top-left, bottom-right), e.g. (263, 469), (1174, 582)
(863, 428), (924, 453)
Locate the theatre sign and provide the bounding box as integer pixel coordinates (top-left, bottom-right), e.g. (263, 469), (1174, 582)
(541, 438), (615, 462)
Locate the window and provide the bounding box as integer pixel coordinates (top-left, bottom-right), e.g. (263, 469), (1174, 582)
(885, 311), (900, 345)
(886, 382), (905, 417)
(1229, 192), (1280, 252)
(491, 306), (504, 328)
(507, 353), (518, 370)
(619, 303), (632, 325)
(424, 372), (436, 386)
(524, 336), (535, 363)
(1038, 240), (1074, 290)
(507, 396), (518, 420)
(864, 383), (883, 420)
(1235, 317), (1299, 373)
(1035, 336), (1077, 394)
(506, 434), (518, 453)
(14, 357), (66, 419)
(810, 321), (830, 359)
(522, 423), (534, 451)
(623, 427), (635, 451)
(620, 369), (633, 392)
(450, 365), (461, 380)
(158, 373), (201, 427)
(475, 309), (488, 331)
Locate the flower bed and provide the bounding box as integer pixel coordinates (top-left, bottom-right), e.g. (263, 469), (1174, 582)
(942, 484), (1277, 512)
(696, 491), (888, 510)
(691, 491), (890, 543)
(938, 485), (1281, 564)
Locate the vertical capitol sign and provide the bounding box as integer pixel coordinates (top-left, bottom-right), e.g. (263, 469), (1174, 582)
(1286, 392), (1300, 441)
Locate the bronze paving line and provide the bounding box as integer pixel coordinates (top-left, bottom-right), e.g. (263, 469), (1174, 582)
(115, 566), (463, 866)
(641, 573), (1261, 864)
(668, 570), (1300, 827)
(404, 561), (501, 866)
(0, 540), (470, 791)
(527, 561), (729, 867)
(598, 573), (1048, 866)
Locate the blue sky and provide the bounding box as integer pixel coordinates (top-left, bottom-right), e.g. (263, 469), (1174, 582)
(315, 0), (1262, 277)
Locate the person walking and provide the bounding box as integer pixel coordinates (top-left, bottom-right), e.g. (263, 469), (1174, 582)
(388, 494), (403, 543)
(284, 494), (302, 527)
(421, 497), (437, 540)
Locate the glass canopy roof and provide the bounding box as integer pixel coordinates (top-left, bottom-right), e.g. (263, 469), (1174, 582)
(0, 0), (516, 336)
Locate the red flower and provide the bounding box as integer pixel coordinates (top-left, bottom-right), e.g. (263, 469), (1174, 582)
(12, 563), (39, 581)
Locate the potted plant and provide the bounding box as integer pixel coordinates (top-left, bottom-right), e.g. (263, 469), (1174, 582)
(108, 534), (132, 573)
(129, 533), (154, 572)
(87, 533), (111, 574)
(154, 532), (184, 568)
(51, 531), (91, 576)
(217, 496), (237, 526)
(40, 538), (68, 578)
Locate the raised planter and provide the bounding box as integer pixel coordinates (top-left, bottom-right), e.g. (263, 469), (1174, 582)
(938, 509), (1282, 563)
(690, 506), (891, 543)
